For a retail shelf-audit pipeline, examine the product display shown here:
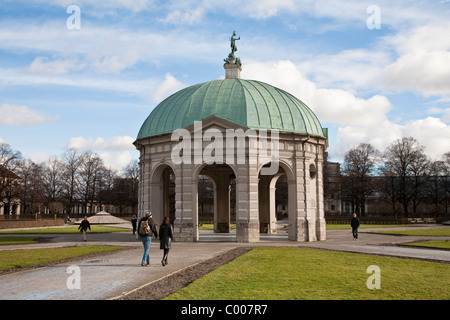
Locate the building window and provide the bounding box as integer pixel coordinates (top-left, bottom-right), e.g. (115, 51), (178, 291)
(309, 164), (316, 179)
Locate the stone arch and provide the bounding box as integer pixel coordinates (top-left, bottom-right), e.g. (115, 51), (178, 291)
(257, 160), (292, 234)
(192, 163), (237, 239)
(257, 159), (295, 182)
(197, 173), (216, 228)
(149, 162), (176, 226)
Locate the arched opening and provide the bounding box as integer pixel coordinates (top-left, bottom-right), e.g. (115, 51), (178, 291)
(198, 175), (215, 225)
(196, 163), (236, 237)
(275, 174), (288, 220)
(309, 163), (317, 179)
(150, 164), (176, 225)
(258, 163), (287, 234)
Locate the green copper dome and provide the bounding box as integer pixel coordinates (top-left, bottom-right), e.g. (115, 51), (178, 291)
(137, 79), (327, 140)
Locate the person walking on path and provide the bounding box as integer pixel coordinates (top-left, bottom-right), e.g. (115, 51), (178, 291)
(131, 215), (137, 235)
(78, 216), (91, 241)
(138, 212), (157, 266)
(159, 216), (174, 266)
(351, 213), (360, 240)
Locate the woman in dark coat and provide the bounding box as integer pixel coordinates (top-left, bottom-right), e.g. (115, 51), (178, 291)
(159, 216), (174, 266)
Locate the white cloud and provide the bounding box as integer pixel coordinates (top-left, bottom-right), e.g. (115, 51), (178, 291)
(159, 8), (205, 25)
(0, 66), (158, 94)
(242, 0), (298, 19)
(383, 50), (450, 97)
(402, 117), (450, 159)
(333, 120), (403, 156)
(300, 49), (391, 93)
(0, 103), (58, 126)
(28, 56), (84, 75)
(65, 135), (138, 171)
(380, 21), (450, 98)
(98, 151), (135, 172)
(151, 73), (186, 102)
(23, 0), (155, 14)
(66, 136), (135, 151)
(428, 107), (450, 123)
(26, 151), (52, 164)
(332, 117), (450, 161)
(384, 23), (450, 55)
(242, 59), (450, 161)
(242, 60), (392, 126)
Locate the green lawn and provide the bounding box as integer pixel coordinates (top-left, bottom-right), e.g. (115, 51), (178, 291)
(199, 224), (236, 231)
(372, 228), (450, 237)
(0, 225), (128, 234)
(399, 240), (450, 250)
(326, 224), (411, 230)
(166, 247), (450, 300)
(0, 236), (40, 245)
(0, 245), (124, 271)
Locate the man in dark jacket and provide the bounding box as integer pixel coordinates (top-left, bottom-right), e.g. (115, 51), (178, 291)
(138, 212), (158, 266)
(350, 213), (360, 240)
(78, 216), (91, 241)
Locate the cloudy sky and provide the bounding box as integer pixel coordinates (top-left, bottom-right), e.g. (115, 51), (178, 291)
(1, 0), (449, 171)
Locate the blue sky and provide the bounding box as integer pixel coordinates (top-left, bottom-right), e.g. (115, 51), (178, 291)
(1, 0), (449, 171)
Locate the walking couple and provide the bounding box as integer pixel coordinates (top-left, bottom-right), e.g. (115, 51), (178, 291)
(137, 212), (173, 266)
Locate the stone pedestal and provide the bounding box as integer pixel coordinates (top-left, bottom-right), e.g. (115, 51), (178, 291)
(224, 56), (242, 79)
(236, 220), (260, 243)
(288, 217), (307, 242)
(173, 220), (195, 242)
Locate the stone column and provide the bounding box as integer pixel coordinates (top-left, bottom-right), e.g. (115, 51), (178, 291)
(258, 175), (270, 233)
(139, 155), (151, 219)
(268, 184), (277, 234)
(289, 144), (308, 241)
(315, 148), (327, 241)
(162, 168), (170, 220)
(215, 179), (231, 233)
(173, 164), (195, 242)
(258, 174), (280, 234)
(236, 163), (260, 243)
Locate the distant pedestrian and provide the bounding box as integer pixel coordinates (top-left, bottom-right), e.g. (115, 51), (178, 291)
(78, 216), (91, 241)
(138, 212), (158, 266)
(351, 213), (360, 240)
(159, 216), (174, 266)
(131, 215), (137, 235)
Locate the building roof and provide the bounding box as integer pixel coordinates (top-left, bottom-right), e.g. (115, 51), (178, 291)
(137, 79), (327, 141)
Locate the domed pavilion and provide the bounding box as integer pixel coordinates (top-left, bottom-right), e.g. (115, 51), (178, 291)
(134, 33), (328, 242)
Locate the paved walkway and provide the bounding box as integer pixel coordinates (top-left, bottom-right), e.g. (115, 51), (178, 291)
(0, 224), (449, 300)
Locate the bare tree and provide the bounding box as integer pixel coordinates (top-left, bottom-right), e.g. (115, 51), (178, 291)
(409, 151), (430, 214)
(42, 157), (65, 214)
(427, 160), (446, 216)
(0, 143), (23, 214)
(123, 159), (139, 214)
(97, 167), (117, 212)
(443, 152), (450, 215)
(0, 144), (22, 194)
(198, 175), (214, 219)
(109, 178), (133, 213)
(17, 159), (44, 214)
(60, 149), (83, 215)
(341, 143), (379, 216)
(380, 137), (428, 216)
(78, 151), (105, 214)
